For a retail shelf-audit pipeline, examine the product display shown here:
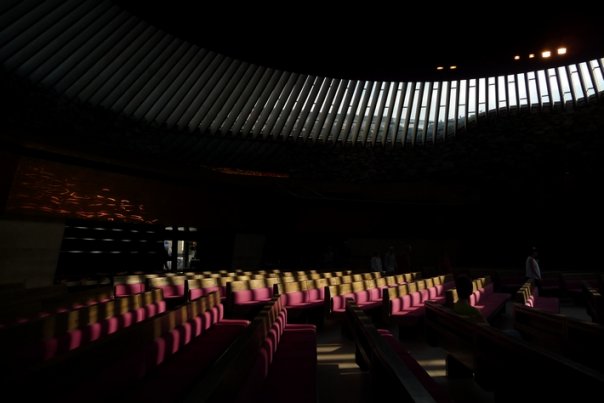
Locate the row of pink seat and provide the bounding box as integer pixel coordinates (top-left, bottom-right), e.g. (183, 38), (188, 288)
(2, 289), (166, 374)
(445, 277), (510, 320)
(516, 280), (560, 313)
(114, 270), (355, 299)
(385, 277), (454, 327)
(281, 288), (325, 309)
(184, 295), (317, 402)
(7, 292), (249, 402)
(331, 285), (384, 313)
(469, 280), (510, 318)
(244, 295), (317, 402)
(123, 295), (250, 402)
(328, 272), (424, 315)
(0, 285), (114, 327)
(228, 272), (419, 317)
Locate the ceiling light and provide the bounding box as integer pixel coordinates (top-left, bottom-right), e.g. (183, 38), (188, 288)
(449, 65), (457, 70)
(542, 50), (551, 58)
(528, 53), (535, 59)
(436, 66), (444, 70)
(514, 55), (520, 60)
(557, 47), (567, 55)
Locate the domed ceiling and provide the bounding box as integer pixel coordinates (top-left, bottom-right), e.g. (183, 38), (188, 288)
(114, 1), (604, 80)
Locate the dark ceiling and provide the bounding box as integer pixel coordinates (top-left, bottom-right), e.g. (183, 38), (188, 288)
(108, 3), (604, 81)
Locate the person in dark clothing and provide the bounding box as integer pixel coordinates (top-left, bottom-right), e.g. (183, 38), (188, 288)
(453, 275), (485, 323)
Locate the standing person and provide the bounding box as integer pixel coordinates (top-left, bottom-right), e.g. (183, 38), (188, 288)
(525, 247), (542, 289)
(370, 251), (383, 273)
(383, 246), (398, 274)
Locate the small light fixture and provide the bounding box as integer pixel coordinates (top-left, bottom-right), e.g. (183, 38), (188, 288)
(557, 47), (567, 55)
(449, 65), (457, 70)
(542, 50), (551, 58)
(528, 53), (535, 59)
(436, 66), (444, 70)
(514, 55), (520, 60)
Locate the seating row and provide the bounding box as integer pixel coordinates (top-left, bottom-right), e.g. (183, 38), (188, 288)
(113, 270), (355, 297)
(328, 272), (422, 315)
(0, 289), (165, 374)
(185, 295), (317, 402)
(460, 268), (602, 297)
(0, 284), (113, 326)
(383, 275), (454, 327)
(515, 279), (559, 313)
(445, 276), (509, 320)
(226, 272), (421, 318)
(4, 292), (249, 402)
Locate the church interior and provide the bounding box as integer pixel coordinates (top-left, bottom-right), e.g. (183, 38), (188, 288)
(1, 1), (603, 401)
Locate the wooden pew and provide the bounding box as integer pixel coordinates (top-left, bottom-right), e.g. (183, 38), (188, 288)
(513, 303), (604, 372)
(561, 272), (602, 299)
(583, 282), (604, 324)
(346, 299), (446, 402)
(425, 300), (604, 401)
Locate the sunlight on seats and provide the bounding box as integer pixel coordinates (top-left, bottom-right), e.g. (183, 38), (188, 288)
(317, 353), (356, 362)
(317, 344), (342, 353)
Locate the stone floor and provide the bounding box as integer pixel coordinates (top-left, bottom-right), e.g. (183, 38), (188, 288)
(316, 324), (371, 403)
(316, 317), (494, 403)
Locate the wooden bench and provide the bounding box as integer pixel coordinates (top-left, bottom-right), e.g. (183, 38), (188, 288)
(425, 300), (604, 401)
(513, 303), (604, 372)
(346, 299), (449, 402)
(583, 282), (604, 324)
(561, 272), (602, 299)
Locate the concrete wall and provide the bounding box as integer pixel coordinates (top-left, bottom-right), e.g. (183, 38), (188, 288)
(232, 233), (266, 269)
(0, 218), (64, 288)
